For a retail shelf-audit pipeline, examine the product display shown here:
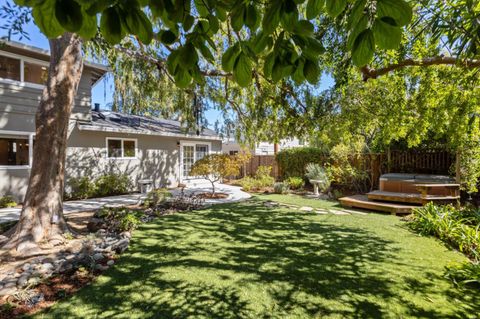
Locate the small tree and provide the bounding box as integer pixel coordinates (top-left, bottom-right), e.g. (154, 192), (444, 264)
(189, 154), (249, 195)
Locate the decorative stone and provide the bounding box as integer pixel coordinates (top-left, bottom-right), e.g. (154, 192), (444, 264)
(107, 260), (115, 266)
(120, 231), (132, 239)
(95, 264), (109, 271)
(316, 210), (329, 214)
(88, 218), (106, 232)
(330, 210), (350, 215)
(42, 263), (54, 271)
(92, 253), (104, 261)
(17, 275), (29, 287)
(299, 206), (314, 211)
(0, 286), (16, 296)
(65, 254), (76, 261)
(22, 263), (32, 272)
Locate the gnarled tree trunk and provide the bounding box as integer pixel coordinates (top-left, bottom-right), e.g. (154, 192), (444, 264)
(3, 33), (83, 254)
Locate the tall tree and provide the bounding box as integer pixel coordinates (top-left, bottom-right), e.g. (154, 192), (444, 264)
(4, 0), (451, 252)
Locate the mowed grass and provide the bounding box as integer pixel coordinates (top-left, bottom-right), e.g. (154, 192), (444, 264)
(36, 197), (479, 318)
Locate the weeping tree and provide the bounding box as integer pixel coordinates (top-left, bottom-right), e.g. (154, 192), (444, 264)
(3, 0), (479, 253)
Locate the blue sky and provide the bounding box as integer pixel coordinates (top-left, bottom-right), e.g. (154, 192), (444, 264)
(1, 5), (334, 128)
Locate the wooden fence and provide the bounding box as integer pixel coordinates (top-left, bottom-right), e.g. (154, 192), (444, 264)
(240, 150), (455, 190)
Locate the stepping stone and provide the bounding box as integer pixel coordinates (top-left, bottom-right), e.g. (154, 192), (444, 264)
(330, 210), (350, 215)
(299, 206), (314, 212)
(316, 210), (329, 214)
(342, 209), (368, 215)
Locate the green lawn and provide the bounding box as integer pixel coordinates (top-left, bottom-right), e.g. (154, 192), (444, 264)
(37, 196), (479, 318)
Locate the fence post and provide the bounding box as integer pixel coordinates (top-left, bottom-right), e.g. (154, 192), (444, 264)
(455, 150), (461, 183)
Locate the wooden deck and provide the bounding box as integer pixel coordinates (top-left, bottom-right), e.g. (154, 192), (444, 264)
(367, 190), (459, 205)
(339, 195), (419, 215)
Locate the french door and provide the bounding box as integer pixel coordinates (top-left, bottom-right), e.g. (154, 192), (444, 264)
(181, 143), (210, 180)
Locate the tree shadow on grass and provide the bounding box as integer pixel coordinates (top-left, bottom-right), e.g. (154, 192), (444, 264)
(40, 200), (480, 318)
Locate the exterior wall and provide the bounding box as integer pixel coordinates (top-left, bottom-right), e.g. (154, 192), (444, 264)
(65, 127), (222, 194)
(0, 124), (221, 201)
(0, 68), (93, 126)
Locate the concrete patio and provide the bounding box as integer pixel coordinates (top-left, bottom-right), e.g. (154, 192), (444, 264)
(0, 184), (250, 224)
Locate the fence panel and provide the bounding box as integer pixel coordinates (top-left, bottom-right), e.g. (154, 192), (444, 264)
(241, 150), (455, 189)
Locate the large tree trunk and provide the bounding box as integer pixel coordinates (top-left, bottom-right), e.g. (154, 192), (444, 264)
(2, 33), (83, 254)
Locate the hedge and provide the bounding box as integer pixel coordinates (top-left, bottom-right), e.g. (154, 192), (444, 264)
(276, 147), (328, 178)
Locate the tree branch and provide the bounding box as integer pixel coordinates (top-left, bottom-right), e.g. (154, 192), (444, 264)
(361, 56), (480, 81)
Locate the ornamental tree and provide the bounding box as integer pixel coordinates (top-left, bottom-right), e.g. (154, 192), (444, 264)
(189, 153), (250, 195)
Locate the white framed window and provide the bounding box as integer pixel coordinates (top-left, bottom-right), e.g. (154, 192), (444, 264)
(0, 51), (49, 89)
(106, 138), (137, 159)
(0, 130), (35, 170)
(180, 141), (211, 179)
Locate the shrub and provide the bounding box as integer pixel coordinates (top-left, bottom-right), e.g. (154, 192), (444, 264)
(305, 163), (330, 192)
(95, 173), (132, 197)
(96, 206), (143, 232)
(254, 165), (275, 188)
(237, 166), (274, 192)
(273, 182), (289, 194)
(118, 212), (142, 232)
(144, 188), (172, 208)
(0, 195), (17, 208)
(327, 145), (370, 192)
(238, 176), (256, 192)
(408, 203), (480, 262)
(445, 262), (480, 287)
(67, 176), (97, 200)
(285, 176), (304, 190)
(276, 147), (327, 178)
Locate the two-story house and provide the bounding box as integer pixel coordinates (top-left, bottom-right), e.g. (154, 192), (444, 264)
(0, 41), (221, 201)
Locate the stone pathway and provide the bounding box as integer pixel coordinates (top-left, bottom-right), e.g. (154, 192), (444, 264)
(273, 203), (369, 216)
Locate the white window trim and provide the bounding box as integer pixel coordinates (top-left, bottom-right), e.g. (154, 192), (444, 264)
(106, 137), (138, 159)
(179, 140), (212, 180)
(0, 50), (49, 89)
(0, 130), (35, 170)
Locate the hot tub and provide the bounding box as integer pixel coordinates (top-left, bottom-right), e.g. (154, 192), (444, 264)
(379, 173), (455, 195)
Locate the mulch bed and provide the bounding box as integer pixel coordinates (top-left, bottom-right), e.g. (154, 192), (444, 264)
(0, 269), (97, 318)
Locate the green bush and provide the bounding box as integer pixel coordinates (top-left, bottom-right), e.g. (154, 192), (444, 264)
(0, 195), (17, 208)
(276, 147), (327, 178)
(67, 176), (97, 200)
(238, 176), (256, 192)
(285, 176), (304, 190)
(95, 173), (132, 197)
(144, 188), (172, 207)
(273, 182), (289, 194)
(237, 166), (275, 192)
(445, 262), (480, 287)
(96, 206), (143, 232)
(254, 165), (275, 188)
(408, 203), (480, 262)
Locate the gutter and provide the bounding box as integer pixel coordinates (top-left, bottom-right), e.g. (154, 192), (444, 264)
(77, 123), (222, 141)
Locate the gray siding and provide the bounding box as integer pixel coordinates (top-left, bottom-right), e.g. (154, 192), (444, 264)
(0, 68), (92, 130)
(0, 125), (221, 201)
(65, 128), (222, 193)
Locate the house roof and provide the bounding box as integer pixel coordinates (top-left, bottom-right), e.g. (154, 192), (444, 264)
(0, 40), (108, 86)
(78, 111), (221, 140)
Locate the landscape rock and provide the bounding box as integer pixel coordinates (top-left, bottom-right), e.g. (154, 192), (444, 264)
(0, 286), (16, 296)
(88, 218), (106, 232)
(92, 253), (105, 261)
(299, 206), (314, 211)
(107, 260), (115, 266)
(17, 275), (29, 287)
